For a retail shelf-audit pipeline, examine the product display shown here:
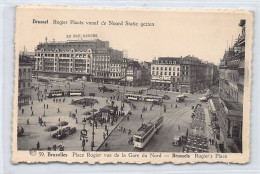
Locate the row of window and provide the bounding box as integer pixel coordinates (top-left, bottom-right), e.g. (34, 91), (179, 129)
(152, 66), (180, 71)
(18, 82), (30, 89)
(152, 71), (180, 76)
(35, 53), (92, 58)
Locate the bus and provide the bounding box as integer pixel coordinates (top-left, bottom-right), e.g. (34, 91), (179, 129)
(67, 89), (84, 97)
(133, 116), (164, 149)
(48, 89), (64, 98)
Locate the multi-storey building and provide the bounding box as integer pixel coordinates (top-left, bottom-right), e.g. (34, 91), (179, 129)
(150, 56), (218, 92)
(180, 56), (218, 93)
(214, 19), (245, 153)
(18, 54), (33, 106)
(151, 57), (181, 91)
(34, 39), (123, 83)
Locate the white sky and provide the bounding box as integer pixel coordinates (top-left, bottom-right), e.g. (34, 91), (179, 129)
(17, 8), (248, 65)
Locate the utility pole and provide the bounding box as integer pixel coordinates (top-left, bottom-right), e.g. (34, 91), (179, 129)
(91, 108), (95, 151)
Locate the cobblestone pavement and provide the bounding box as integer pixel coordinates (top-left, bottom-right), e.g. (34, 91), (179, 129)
(98, 92), (214, 152)
(18, 93), (130, 151)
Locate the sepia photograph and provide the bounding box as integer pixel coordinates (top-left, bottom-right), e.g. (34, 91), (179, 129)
(13, 6), (253, 163)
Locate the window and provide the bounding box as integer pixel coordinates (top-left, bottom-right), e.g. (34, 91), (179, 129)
(173, 72), (175, 76)
(160, 72), (163, 75)
(177, 68), (179, 71)
(161, 67), (163, 71)
(173, 67), (175, 71)
(156, 67), (159, 70)
(156, 71), (159, 75)
(152, 67), (155, 70)
(23, 83), (25, 88)
(177, 72), (179, 76)
(169, 67), (171, 71)
(152, 71), (155, 75)
(169, 72), (171, 76)
(165, 67), (167, 71)
(165, 72), (167, 75)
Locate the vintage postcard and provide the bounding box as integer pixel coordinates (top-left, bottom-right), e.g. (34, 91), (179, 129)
(13, 6), (253, 164)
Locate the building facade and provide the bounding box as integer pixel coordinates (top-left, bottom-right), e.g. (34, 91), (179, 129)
(150, 57), (218, 92)
(151, 57), (181, 91)
(34, 39), (123, 83)
(213, 19), (245, 153)
(18, 54), (33, 106)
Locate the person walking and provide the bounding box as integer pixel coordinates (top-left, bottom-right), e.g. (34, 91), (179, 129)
(22, 108), (24, 114)
(103, 132), (106, 140)
(57, 108), (60, 113)
(82, 139), (86, 151)
(27, 119), (30, 125)
(128, 129), (131, 135)
(47, 104), (48, 109)
(140, 114), (142, 119)
(178, 125), (180, 131)
(44, 104), (45, 109)
(75, 109), (77, 114)
(37, 141), (40, 150)
(31, 111), (34, 116)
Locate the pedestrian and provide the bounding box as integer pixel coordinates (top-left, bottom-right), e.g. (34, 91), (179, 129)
(47, 104), (48, 109)
(103, 132), (106, 140)
(27, 119), (30, 125)
(22, 108), (24, 114)
(105, 142), (108, 150)
(37, 141), (40, 150)
(58, 117), (60, 122)
(82, 139), (85, 151)
(140, 114), (142, 119)
(75, 109), (77, 114)
(76, 118), (78, 124)
(106, 129), (109, 136)
(175, 104), (178, 108)
(128, 129), (131, 135)
(178, 125), (180, 131)
(53, 144), (57, 151)
(44, 104), (45, 109)
(31, 111), (34, 116)
(43, 121), (46, 127)
(123, 127), (126, 133)
(57, 108), (60, 113)
(105, 125), (107, 131)
(30, 106), (32, 111)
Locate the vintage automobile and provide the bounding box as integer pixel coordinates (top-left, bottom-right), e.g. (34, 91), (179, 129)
(98, 86), (115, 93)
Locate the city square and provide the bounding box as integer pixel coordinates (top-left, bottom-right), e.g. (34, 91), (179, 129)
(16, 13), (245, 154)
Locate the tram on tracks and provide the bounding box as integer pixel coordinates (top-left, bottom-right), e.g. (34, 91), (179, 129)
(133, 116), (164, 149)
(123, 93), (163, 104)
(47, 89), (64, 98)
(67, 89), (84, 97)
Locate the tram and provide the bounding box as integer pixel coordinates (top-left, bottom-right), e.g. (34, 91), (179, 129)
(133, 116), (164, 149)
(123, 93), (142, 101)
(123, 93), (163, 103)
(47, 89), (64, 98)
(67, 89), (84, 97)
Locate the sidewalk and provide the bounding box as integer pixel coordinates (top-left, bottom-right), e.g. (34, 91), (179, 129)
(204, 106), (217, 153)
